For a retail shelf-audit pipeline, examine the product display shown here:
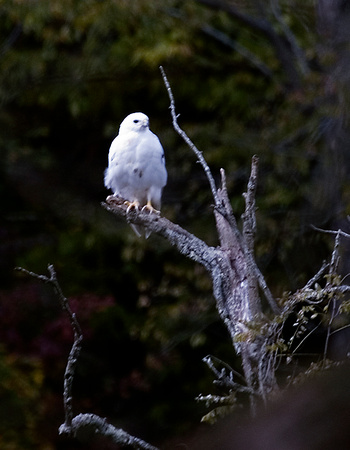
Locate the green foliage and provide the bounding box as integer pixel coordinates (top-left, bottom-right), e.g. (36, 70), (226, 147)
(0, 349), (45, 449)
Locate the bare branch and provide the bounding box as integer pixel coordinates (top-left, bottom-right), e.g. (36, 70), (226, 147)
(159, 66), (221, 209)
(240, 155), (261, 318)
(215, 169), (243, 249)
(317, 234), (350, 361)
(16, 265), (158, 450)
(202, 355), (254, 394)
(324, 297), (337, 363)
(298, 285), (350, 304)
(254, 265), (280, 313)
(103, 189), (279, 400)
(102, 197), (236, 332)
(216, 165), (277, 318)
(103, 196), (261, 342)
(329, 230), (341, 280)
(217, 167), (279, 320)
(311, 226), (342, 285)
(16, 264), (82, 429)
(242, 155), (259, 253)
(15, 266), (51, 283)
(311, 225), (350, 239)
(218, 168), (242, 241)
(332, 285), (350, 295)
(62, 414), (158, 450)
(102, 196), (217, 273)
(292, 322), (323, 356)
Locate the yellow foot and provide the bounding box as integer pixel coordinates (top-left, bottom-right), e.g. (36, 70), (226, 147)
(125, 200), (140, 213)
(142, 200), (160, 215)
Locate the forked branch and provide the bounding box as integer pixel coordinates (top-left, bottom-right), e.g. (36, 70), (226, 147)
(16, 264), (82, 430)
(15, 265), (158, 450)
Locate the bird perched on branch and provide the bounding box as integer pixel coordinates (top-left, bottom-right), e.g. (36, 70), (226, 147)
(104, 112), (167, 237)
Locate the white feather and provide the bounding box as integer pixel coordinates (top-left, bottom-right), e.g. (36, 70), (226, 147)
(104, 112), (167, 237)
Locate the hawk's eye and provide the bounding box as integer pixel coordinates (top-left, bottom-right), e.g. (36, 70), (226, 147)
(133, 119), (139, 123)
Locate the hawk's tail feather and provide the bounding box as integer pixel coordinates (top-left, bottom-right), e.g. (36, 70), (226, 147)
(130, 224), (151, 239)
(130, 224), (142, 238)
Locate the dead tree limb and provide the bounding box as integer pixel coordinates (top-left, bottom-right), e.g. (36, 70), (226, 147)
(64, 414), (158, 450)
(102, 70), (280, 403)
(16, 265), (159, 450)
(103, 161), (277, 407)
(16, 264), (82, 430)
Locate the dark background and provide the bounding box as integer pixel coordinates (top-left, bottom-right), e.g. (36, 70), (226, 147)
(1, 1), (350, 448)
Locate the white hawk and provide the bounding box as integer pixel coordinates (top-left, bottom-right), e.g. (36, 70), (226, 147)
(104, 112), (167, 237)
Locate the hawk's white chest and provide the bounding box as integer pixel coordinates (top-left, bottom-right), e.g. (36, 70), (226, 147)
(104, 113), (167, 211)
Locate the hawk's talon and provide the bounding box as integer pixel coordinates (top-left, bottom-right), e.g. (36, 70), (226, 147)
(125, 200), (140, 213)
(142, 201), (160, 215)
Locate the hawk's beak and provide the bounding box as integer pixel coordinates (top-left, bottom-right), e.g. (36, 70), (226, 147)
(141, 118), (149, 128)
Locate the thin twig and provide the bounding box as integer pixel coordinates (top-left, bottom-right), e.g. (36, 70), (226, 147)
(203, 354), (245, 383)
(330, 323), (350, 336)
(219, 168), (240, 233)
(254, 265), (280, 313)
(292, 322), (322, 355)
(324, 297), (337, 363)
(160, 66), (220, 208)
(311, 225), (350, 239)
(202, 355), (254, 394)
(323, 231), (342, 360)
(311, 226), (343, 287)
(330, 285), (350, 294)
(301, 285), (350, 303)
